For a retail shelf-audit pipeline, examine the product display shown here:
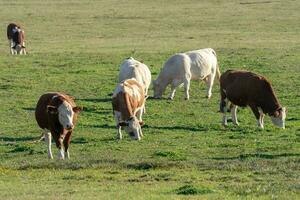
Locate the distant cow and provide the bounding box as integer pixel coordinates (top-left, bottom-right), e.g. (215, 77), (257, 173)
(220, 70), (286, 129)
(112, 78), (145, 140)
(7, 23), (26, 55)
(153, 48), (220, 100)
(35, 92), (82, 159)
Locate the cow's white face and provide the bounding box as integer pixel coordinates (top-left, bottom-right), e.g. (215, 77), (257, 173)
(57, 101), (74, 130)
(153, 80), (163, 98)
(270, 107), (286, 129)
(124, 117), (142, 140)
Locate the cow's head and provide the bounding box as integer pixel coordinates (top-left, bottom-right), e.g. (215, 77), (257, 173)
(119, 117), (143, 140)
(270, 107), (286, 129)
(152, 79), (163, 99)
(47, 102), (82, 130)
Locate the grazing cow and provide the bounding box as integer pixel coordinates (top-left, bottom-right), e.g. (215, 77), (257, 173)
(7, 23), (26, 55)
(220, 70), (286, 129)
(153, 48), (220, 100)
(35, 92), (82, 159)
(112, 78), (145, 140)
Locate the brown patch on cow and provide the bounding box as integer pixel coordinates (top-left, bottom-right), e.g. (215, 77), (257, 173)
(112, 79), (145, 121)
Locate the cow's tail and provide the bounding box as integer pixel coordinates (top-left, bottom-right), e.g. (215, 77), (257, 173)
(211, 49), (221, 81)
(216, 64), (221, 81)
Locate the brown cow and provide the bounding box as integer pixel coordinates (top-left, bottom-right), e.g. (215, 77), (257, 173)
(7, 23), (26, 55)
(35, 92), (82, 159)
(220, 70), (286, 129)
(112, 78), (145, 140)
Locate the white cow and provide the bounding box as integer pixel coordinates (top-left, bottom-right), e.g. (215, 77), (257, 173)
(119, 57), (151, 97)
(153, 48), (220, 100)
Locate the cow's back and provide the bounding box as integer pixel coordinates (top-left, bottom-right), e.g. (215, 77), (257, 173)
(186, 48), (217, 80)
(7, 23), (18, 39)
(160, 53), (190, 78)
(220, 70), (270, 107)
(119, 58), (151, 94)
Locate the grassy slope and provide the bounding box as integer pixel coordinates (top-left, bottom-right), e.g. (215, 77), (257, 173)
(0, 0), (299, 199)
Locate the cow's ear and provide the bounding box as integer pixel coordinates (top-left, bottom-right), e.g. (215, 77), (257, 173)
(73, 106), (82, 113)
(273, 111), (280, 117)
(47, 105), (58, 114)
(139, 121), (145, 126)
(119, 122), (128, 127)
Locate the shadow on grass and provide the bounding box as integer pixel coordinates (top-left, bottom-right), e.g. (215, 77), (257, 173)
(0, 136), (37, 142)
(82, 106), (111, 114)
(23, 107), (35, 112)
(77, 98), (111, 103)
(18, 158), (119, 170)
(212, 152), (300, 160)
(147, 125), (209, 132)
(80, 124), (115, 129)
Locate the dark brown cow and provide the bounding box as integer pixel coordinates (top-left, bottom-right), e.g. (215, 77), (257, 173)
(7, 23), (26, 55)
(35, 92), (82, 159)
(220, 70), (286, 129)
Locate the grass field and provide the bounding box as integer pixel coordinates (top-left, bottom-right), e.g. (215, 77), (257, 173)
(0, 0), (299, 199)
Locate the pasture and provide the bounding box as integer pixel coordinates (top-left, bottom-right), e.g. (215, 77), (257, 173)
(0, 0), (299, 199)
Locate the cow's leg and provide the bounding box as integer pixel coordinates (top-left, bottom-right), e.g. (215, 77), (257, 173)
(220, 89), (228, 126)
(249, 105), (263, 129)
(205, 73), (215, 99)
(63, 132), (72, 159)
(258, 108), (265, 129)
(231, 104), (239, 126)
(136, 108), (143, 122)
(44, 129), (53, 159)
(53, 134), (65, 159)
(183, 77), (191, 100)
(136, 109), (144, 137)
(168, 79), (182, 100)
(116, 125), (122, 140)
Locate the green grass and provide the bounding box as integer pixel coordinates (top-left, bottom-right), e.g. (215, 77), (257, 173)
(0, 0), (300, 199)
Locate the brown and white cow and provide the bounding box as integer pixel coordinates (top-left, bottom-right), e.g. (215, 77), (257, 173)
(7, 23), (26, 55)
(35, 92), (82, 159)
(112, 78), (145, 140)
(220, 70), (286, 129)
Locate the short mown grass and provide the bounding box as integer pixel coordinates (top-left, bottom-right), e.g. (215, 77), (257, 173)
(0, 0), (299, 199)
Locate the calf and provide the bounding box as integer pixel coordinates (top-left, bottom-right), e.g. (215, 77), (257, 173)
(7, 23), (26, 55)
(35, 92), (82, 159)
(220, 70), (286, 129)
(112, 78), (145, 140)
(153, 48), (220, 100)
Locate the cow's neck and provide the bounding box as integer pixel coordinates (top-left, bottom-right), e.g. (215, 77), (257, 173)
(259, 92), (281, 115)
(120, 92), (134, 121)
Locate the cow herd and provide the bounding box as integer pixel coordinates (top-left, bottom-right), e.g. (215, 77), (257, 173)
(7, 23), (286, 160)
